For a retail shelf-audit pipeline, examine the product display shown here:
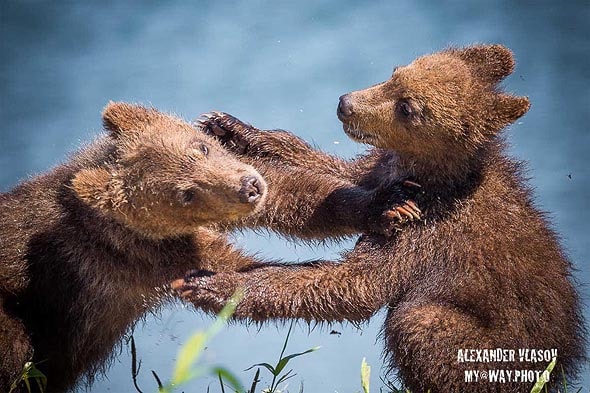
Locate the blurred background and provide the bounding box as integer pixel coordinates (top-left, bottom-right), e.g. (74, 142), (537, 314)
(1, 1), (588, 391)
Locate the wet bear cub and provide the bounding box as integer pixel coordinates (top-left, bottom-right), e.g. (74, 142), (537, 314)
(0, 102), (412, 392)
(176, 45), (586, 392)
(0, 102), (271, 392)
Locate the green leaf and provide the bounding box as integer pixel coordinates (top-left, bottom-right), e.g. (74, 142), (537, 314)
(24, 364), (46, 381)
(361, 358), (370, 393)
(274, 347), (321, 375)
(530, 357), (556, 393)
(172, 331), (208, 383)
(211, 289), (244, 333)
(23, 378), (31, 393)
(34, 377), (47, 393)
(245, 362), (276, 375)
(166, 290), (244, 391)
(275, 368), (296, 386)
(10, 361), (47, 393)
(213, 366), (244, 393)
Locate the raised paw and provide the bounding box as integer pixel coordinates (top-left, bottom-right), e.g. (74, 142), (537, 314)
(170, 269), (214, 298)
(170, 271), (239, 313)
(194, 111), (256, 154)
(371, 180), (423, 237)
(385, 200), (421, 221)
(377, 199), (421, 236)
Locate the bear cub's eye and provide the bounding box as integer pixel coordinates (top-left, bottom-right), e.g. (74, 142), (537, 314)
(396, 100), (413, 119)
(178, 189), (195, 206)
(200, 144), (209, 156)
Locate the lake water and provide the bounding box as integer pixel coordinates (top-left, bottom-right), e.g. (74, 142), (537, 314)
(1, 1), (588, 391)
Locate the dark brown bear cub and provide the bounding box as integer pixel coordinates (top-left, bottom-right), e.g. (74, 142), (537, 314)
(0, 102), (271, 392)
(176, 45), (586, 392)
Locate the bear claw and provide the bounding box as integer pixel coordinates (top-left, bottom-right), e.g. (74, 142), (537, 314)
(402, 180), (422, 188)
(375, 180), (423, 236)
(196, 112), (254, 155)
(405, 200), (421, 213)
(396, 203), (421, 220)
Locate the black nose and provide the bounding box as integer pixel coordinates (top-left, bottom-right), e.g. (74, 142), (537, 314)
(337, 94), (354, 118)
(239, 175), (262, 203)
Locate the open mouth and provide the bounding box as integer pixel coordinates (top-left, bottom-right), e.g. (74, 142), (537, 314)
(341, 122), (376, 145)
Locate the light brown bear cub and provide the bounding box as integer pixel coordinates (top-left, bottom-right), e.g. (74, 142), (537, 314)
(0, 102), (410, 392)
(176, 45), (586, 392)
(0, 102), (271, 392)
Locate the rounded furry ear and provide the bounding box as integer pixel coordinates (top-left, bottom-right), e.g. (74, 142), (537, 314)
(71, 167), (125, 211)
(495, 94), (531, 127)
(102, 101), (156, 137)
(454, 44), (515, 84)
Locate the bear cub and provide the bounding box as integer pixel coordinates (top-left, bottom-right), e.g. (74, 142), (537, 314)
(0, 102), (269, 392)
(176, 45), (586, 393)
(1, 102), (411, 392)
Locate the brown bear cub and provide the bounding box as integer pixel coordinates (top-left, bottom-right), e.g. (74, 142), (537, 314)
(175, 45), (586, 392)
(0, 102), (272, 392)
(0, 102), (413, 392)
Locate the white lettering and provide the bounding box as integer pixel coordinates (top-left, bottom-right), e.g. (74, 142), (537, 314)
(457, 349), (465, 363)
(464, 370), (478, 382)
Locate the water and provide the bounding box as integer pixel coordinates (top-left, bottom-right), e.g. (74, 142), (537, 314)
(1, 1), (588, 391)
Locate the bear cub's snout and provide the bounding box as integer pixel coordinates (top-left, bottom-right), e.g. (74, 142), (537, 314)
(239, 175), (265, 204)
(337, 94), (354, 119)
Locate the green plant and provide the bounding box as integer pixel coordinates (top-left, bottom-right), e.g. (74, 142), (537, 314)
(9, 361), (47, 393)
(245, 321), (320, 393)
(558, 364), (584, 393)
(135, 298), (585, 393)
(360, 358), (370, 393)
(529, 357), (555, 393)
(158, 290), (245, 393)
(528, 357), (583, 393)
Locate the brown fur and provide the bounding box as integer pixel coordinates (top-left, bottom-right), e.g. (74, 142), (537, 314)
(0, 101), (410, 392)
(196, 114), (422, 239)
(0, 102), (274, 392)
(177, 45), (586, 392)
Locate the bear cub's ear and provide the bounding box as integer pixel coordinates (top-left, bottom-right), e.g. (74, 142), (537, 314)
(455, 44), (515, 85)
(71, 167), (125, 211)
(495, 94), (531, 127)
(102, 101), (156, 137)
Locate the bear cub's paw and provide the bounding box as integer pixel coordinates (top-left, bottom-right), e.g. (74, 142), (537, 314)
(196, 111), (255, 155)
(371, 180), (423, 237)
(196, 112), (301, 160)
(171, 271), (239, 314)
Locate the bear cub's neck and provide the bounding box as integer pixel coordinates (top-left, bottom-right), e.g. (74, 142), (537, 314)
(394, 138), (504, 204)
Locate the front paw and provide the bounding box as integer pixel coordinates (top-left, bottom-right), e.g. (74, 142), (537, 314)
(171, 271), (238, 313)
(195, 111), (255, 155)
(371, 180), (423, 236)
(380, 199), (421, 234)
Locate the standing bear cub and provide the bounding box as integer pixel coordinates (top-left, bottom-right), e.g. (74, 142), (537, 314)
(0, 102), (411, 392)
(0, 102), (272, 392)
(176, 45), (586, 392)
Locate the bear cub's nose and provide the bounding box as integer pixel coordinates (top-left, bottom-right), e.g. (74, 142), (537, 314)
(337, 94), (354, 118)
(239, 175), (263, 203)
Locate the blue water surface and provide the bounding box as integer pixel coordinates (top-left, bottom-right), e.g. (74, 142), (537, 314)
(1, 1), (588, 391)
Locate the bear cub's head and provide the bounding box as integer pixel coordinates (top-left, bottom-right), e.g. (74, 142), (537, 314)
(72, 102), (267, 238)
(337, 44), (530, 160)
